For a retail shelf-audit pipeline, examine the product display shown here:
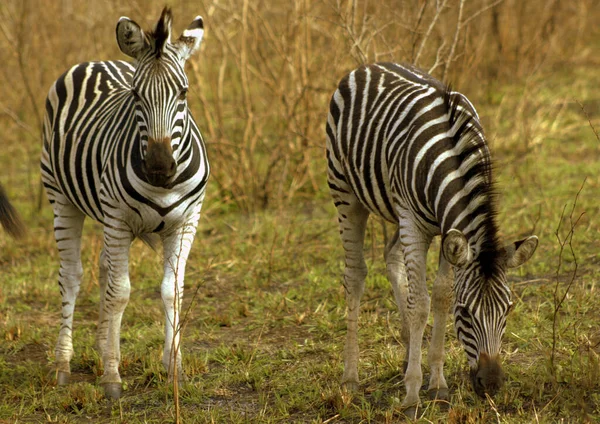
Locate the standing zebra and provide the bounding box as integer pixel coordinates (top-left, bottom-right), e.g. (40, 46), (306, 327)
(326, 63), (538, 415)
(41, 8), (208, 399)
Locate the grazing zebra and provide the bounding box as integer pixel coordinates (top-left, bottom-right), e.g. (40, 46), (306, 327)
(326, 63), (538, 414)
(0, 183), (25, 239)
(40, 8), (208, 399)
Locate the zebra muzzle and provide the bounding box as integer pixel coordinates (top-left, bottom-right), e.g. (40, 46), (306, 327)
(143, 138), (177, 187)
(470, 352), (505, 398)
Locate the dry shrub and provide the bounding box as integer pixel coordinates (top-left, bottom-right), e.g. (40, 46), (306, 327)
(0, 0), (597, 212)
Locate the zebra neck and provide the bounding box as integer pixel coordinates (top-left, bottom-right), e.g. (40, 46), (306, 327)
(441, 193), (501, 276)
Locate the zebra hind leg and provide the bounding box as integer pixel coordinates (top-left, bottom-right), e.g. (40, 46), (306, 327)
(384, 229), (410, 375)
(337, 200), (369, 392)
(396, 218), (432, 417)
(51, 201), (86, 386)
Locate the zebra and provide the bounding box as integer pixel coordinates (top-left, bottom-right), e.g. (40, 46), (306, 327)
(325, 62), (538, 415)
(40, 8), (208, 399)
(0, 183), (25, 239)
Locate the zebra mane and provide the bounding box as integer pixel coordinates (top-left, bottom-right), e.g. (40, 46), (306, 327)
(149, 7), (173, 59)
(443, 85), (502, 279)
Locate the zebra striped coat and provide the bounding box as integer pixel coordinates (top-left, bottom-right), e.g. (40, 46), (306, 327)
(326, 63), (537, 413)
(41, 8), (208, 398)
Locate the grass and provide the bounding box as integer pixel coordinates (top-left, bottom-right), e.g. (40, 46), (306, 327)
(1, 0), (599, 422)
(1, 84), (599, 421)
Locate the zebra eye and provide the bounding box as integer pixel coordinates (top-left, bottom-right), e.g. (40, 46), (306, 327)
(131, 90), (141, 101)
(178, 89), (188, 101)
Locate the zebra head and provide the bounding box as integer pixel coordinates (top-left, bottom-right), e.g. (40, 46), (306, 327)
(116, 8), (204, 187)
(442, 229), (538, 397)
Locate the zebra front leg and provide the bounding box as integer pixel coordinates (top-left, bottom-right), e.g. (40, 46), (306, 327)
(427, 255), (453, 404)
(161, 222), (198, 382)
(398, 221), (432, 417)
(53, 204), (85, 385)
(99, 228), (133, 399)
(384, 229), (410, 374)
(338, 202), (369, 392)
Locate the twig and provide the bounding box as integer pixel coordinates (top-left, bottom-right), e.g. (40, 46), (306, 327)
(427, 40), (447, 75)
(410, 0), (430, 59)
(322, 414), (341, 424)
(550, 178), (586, 374)
(442, 0), (465, 81)
(575, 99), (600, 142)
(459, 0), (505, 29)
(0, 103), (37, 137)
(413, 0), (448, 66)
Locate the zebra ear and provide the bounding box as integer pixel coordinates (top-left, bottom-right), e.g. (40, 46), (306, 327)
(116, 17), (148, 59)
(152, 7), (173, 57)
(442, 229), (472, 268)
(175, 16), (204, 61)
(503, 235), (538, 269)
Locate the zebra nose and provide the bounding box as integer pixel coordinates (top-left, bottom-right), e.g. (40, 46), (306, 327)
(470, 352), (505, 398)
(143, 138), (177, 186)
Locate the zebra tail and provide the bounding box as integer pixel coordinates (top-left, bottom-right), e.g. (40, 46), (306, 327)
(0, 183), (25, 239)
(138, 233), (161, 253)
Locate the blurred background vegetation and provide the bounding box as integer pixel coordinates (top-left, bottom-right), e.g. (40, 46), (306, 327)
(0, 0), (597, 213)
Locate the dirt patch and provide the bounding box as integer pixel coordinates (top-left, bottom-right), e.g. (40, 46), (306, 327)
(4, 341), (50, 365)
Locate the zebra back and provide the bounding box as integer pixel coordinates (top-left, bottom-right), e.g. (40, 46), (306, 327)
(327, 62), (501, 267)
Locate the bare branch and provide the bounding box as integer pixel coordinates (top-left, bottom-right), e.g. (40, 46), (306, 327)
(414, 0), (449, 66)
(575, 100), (600, 142)
(442, 0), (465, 81)
(550, 178), (586, 375)
(460, 0), (505, 29)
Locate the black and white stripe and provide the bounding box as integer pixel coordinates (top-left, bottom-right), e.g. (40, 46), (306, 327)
(41, 8), (208, 398)
(326, 62), (537, 408)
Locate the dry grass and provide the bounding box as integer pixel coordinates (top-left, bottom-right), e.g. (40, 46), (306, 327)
(0, 0), (597, 211)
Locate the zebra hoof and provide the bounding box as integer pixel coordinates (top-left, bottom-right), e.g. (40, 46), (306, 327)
(427, 387), (449, 401)
(402, 405), (420, 420)
(341, 380), (359, 393)
(427, 388), (450, 411)
(57, 371), (70, 386)
(102, 383), (122, 400)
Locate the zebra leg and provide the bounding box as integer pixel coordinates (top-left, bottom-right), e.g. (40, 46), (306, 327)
(99, 227), (133, 399)
(52, 202), (85, 385)
(384, 229), (410, 373)
(95, 248), (108, 356)
(337, 200), (369, 392)
(427, 255), (453, 404)
(398, 218), (432, 414)
(160, 221), (198, 382)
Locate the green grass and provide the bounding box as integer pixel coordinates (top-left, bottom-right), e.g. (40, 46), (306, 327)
(1, 65), (600, 423)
